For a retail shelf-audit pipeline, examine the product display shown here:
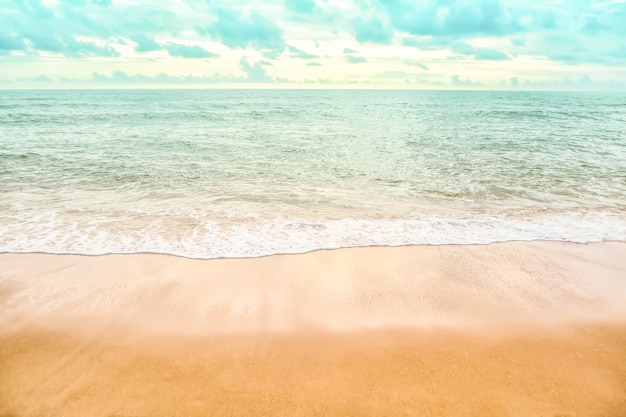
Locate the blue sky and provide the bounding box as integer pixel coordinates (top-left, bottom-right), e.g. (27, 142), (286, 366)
(1, 0), (625, 89)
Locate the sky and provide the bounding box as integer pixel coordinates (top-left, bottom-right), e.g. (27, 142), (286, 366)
(1, 0), (625, 89)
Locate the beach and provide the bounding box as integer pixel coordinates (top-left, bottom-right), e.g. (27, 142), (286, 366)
(1, 1), (626, 412)
(2, 241), (626, 416)
(2, 89), (626, 415)
(3, 2), (626, 412)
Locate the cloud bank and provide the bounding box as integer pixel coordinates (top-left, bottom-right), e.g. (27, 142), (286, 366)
(0, 0), (624, 88)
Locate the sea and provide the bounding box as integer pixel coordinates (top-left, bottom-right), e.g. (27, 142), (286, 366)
(1, 89), (625, 259)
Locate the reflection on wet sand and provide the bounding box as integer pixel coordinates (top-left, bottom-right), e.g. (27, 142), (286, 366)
(1, 242), (625, 416)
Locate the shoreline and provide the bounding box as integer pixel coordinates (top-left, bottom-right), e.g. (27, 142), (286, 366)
(2, 237), (626, 261)
(2, 241), (626, 416)
(2, 241), (625, 334)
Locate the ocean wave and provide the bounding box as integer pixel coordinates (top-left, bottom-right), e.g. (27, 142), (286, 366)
(1, 212), (624, 259)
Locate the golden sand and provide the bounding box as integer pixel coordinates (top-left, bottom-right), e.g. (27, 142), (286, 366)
(1, 242), (625, 416)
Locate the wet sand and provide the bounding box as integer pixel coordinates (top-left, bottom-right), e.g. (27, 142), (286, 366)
(1, 242), (626, 416)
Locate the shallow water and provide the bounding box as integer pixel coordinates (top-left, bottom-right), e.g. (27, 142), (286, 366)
(1, 89), (625, 258)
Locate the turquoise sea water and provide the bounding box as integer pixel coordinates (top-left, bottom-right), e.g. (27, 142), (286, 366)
(1, 89), (625, 258)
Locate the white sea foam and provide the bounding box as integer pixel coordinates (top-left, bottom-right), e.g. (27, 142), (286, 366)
(1, 210), (624, 259)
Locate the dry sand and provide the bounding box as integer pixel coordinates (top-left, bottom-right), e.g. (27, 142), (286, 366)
(1, 242), (626, 416)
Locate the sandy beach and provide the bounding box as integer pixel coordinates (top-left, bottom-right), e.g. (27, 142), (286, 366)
(2, 241), (626, 416)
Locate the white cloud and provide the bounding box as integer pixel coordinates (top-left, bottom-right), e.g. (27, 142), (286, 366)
(0, 0), (625, 89)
